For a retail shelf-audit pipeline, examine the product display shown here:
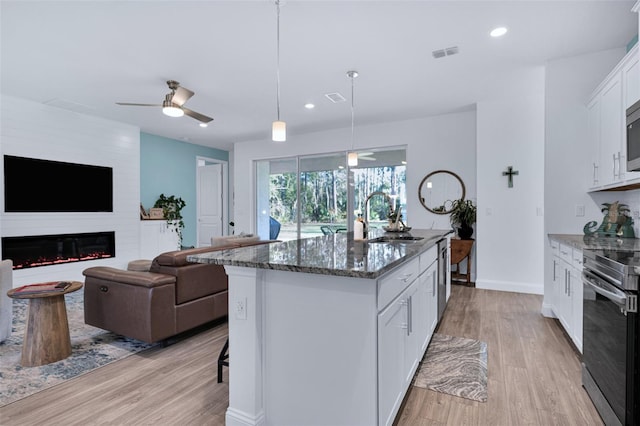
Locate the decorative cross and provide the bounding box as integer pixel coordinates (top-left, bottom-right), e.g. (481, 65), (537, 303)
(502, 166), (519, 188)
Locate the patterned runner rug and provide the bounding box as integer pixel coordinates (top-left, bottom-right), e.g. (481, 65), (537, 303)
(0, 290), (155, 407)
(413, 333), (488, 402)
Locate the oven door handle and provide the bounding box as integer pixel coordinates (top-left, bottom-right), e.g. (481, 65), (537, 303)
(582, 270), (627, 307)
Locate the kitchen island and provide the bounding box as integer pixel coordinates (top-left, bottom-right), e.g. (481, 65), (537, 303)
(188, 228), (452, 426)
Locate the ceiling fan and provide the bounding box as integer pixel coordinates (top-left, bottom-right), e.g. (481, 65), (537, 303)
(116, 80), (213, 124)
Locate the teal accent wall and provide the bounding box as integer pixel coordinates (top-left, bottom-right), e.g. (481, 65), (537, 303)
(628, 34), (638, 52)
(140, 132), (229, 248)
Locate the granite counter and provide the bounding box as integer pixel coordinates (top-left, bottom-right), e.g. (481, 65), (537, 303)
(188, 228), (452, 279)
(548, 233), (640, 252)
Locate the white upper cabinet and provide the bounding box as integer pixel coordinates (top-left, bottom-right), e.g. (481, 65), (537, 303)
(622, 45), (640, 182)
(587, 98), (601, 187)
(599, 74), (623, 186)
(588, 44), (640, 190)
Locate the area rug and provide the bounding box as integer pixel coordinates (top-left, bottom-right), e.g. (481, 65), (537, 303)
(0, 290), (155, 407)
(413, 333), (488, 402)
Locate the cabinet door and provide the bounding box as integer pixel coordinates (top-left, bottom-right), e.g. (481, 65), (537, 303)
(623, 46), (639, 109)
(550, 255), (562, 315)
(587, 98), (601, 188)
(423, 260), (438, 339)
(414, 269), (432, 357)
(404, 281), (422, 384)
(556, 261), (573, 335)
(622, 47), (640, 181)
(599, 74), (623, 185)
(378, 296), (408, 426)
(140, 221), (180, 259)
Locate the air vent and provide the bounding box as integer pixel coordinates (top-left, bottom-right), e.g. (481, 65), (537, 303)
(43, 98), (95, 114)
(325, 92), (346, 103)
(432, 46), (459, 59)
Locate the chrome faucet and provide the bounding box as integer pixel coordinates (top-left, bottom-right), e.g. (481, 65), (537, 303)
(363, 191), (395, 230)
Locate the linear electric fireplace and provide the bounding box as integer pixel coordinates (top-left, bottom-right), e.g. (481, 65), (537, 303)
(2, 231), (115, 270)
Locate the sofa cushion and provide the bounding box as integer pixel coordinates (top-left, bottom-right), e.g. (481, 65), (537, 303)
(127, 259), (153, 272)
(150, 262), (228, 305)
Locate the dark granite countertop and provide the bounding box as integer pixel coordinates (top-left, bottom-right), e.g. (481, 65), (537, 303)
(187, 228), (452, 279)
(548, 233), (640, 252)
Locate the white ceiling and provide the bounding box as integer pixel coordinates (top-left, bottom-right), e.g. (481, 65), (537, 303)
(1, 1), (637, 151)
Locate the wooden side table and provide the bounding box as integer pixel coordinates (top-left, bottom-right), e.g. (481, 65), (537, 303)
(7, 281), (83, 367)
(450, 238), (474, 286)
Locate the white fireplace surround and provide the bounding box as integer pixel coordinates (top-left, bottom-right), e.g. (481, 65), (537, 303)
(1, 95), (141, 287)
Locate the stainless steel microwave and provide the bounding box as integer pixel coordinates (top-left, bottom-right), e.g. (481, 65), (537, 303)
(627, 99), (640, 171)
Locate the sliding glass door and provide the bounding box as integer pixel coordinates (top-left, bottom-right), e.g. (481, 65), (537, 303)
(256, 148), (406, 241)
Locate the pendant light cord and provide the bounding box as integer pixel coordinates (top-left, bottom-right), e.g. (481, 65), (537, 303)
(350, 74), (355, 150)
(276, 0), (281, 121)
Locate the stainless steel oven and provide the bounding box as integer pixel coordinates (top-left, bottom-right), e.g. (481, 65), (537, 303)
(582, 249), (638, 426)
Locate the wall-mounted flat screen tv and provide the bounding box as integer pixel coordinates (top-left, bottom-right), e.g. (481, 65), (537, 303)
(4, 155), (113, 212)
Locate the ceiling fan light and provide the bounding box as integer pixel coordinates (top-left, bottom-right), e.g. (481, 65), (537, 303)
(272, 120), (286, 142)
(162, 100), (184, 117)
(348, 152), (358, 167)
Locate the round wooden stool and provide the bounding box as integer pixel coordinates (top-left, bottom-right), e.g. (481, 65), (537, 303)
(7, 281), (83, 367)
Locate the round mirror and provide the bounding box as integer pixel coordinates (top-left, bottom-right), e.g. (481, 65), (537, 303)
(418, 170), (465, 215)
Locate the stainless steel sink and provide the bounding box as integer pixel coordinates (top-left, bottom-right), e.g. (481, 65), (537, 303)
(367, 236), (424, 243)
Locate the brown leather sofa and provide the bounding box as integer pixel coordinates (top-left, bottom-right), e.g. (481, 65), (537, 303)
(82, 239), (272, 344)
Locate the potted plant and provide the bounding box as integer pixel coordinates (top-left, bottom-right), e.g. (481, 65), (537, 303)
(450, 199), (476, 239)
(153, 194), (186, 247)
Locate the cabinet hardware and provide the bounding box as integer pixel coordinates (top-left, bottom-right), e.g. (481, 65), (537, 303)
(432, 274), (436, 297)
(407, 296), (412, 335)
(593, 163), (598, 185)
(626, 295), (637, 314)
(398, 273), (413, 283)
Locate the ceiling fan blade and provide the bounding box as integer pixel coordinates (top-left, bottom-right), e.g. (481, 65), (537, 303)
(183, 107), (214, 123)
(116, 102), (161, 107)
(171, 86), (194, 107)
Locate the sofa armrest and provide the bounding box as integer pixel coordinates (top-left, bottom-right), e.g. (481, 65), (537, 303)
(82, 266), (176, 288)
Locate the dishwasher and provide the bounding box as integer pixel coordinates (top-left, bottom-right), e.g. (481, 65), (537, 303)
(437, 238), (448, 322)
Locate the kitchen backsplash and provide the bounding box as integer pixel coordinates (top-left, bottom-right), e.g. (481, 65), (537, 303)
(590, 189), (640, 238)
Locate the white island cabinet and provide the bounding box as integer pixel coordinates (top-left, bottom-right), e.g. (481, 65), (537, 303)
(188, 229), (450, 426)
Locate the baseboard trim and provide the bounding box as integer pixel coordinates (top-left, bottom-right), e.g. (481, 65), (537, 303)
(475, 279), (543, 295)
(226, 407), (266, 426)
(540, 302), (555, 318)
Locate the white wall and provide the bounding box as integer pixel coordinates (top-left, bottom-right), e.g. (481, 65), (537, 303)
(233, 110), (477, 232)
(476, 67), (546, 295)
(1, 95), (141, 287)
(543, 47), (628, 310)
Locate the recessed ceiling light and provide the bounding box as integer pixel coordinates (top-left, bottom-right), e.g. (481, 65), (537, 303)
(490, 27), (508, 37)
(304, 103), (315, 109)
(199, 123), (208, 128)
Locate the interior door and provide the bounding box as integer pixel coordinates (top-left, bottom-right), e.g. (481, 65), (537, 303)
(197, 162), (222, 247)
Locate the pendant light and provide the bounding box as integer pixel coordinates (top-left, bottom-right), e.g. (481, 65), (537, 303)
(347, 70), (359, 166)
(272, 0), (286, 142)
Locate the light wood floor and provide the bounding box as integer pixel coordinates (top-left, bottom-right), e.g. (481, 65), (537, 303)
(1, 285), (602, 426)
